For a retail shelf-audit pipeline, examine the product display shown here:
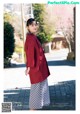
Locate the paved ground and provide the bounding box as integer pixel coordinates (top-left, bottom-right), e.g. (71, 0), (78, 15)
(4, 53), (75, 90)
(3, 50), (76, 110)
(3, 80), (75, 110)
(10, 49), (75, 68)
(4, 65), (76, 89)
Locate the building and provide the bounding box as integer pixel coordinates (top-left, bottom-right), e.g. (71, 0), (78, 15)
(51, 31), (68, 50)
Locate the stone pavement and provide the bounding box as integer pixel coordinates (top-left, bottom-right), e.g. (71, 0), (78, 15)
(3, 80), (75, 110)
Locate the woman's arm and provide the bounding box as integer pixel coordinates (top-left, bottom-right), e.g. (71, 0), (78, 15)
(25, 37), (35, 68)
(25, 36), (35, 75)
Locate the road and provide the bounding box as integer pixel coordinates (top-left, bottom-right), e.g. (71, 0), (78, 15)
(4, 49), (75, 90)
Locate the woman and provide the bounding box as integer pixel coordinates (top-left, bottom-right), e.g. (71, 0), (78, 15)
(24, 18), (50, 110)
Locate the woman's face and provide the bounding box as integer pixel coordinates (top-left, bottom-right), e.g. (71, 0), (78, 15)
(27, 21), (38, 34)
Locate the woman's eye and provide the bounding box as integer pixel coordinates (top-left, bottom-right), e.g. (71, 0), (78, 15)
(32, 24), (37, 26)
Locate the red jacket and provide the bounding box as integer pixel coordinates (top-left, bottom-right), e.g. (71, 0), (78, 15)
(24, 33), (50, 84)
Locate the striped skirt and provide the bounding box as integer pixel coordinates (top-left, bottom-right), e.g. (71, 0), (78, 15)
(29, 79), (50, 109)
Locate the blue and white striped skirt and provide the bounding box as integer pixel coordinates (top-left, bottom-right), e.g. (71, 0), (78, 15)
(29, 79), (50, 109)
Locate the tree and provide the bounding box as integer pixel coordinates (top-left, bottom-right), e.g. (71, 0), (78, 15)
(4, 12), (22, 35)
(32, 4), (52, 43)
(43, 5), (55, 39)
(60, 19), (75, 60)
(4, 22), (15, 67)
(60, 19), (74, 53)
(4, 12), (12, 22)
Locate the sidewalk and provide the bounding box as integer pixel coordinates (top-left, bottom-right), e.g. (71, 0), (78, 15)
(4, 80), (75, 110)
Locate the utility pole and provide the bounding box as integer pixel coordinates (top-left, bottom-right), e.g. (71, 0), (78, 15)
(21, 3), (25, 63)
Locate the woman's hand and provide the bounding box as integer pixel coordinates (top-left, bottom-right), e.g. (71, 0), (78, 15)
(25, 67), (30, 76)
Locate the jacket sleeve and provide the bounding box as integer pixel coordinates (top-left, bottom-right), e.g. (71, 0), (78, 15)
(25, 38), (35, 68)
